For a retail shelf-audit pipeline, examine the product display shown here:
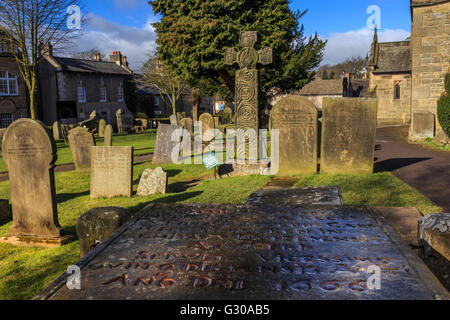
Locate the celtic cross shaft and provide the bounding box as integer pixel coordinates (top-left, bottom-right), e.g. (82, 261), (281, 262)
(224, 31), (273, 133)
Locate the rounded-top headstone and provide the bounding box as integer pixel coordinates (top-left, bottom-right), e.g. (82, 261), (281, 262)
(271, 95), (318, 175)
(98, 119), (107, 137)
(104, 124), (113, 146)
(199, 113), (215, 142)
(2, 118), (61, 240)
(52, 121), (62, 140)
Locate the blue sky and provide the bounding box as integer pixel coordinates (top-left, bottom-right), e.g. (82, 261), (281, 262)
(75, 0), (412, 70)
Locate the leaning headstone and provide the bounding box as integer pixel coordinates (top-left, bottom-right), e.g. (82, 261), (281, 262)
(104, 124), (113, 146)
(79, 110), (99, 133)
(137, 167), (168, 196)
(76, 207), (131, 257)
(116, 109), (134, 134)
(0, 119), (66, 247)
(199, 113), (215, 142)
(90, 146), (133, 199)
(410, 113), (435, 140)
(418, 213), (450, 290)
(98, 119), (107, 138)
(271, 96), (318, 175)
(68, 127), (96, 171)
(153, 124), (182, 164)
(321, 97), (378, 174)
(61, 124), (69, 144)
(52, 121), (62, 140)
(170, 114), (178, 126)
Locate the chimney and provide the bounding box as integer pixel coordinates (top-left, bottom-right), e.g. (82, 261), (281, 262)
(121, 55), (128, 66)
(110, 51), (122, 66)
(93, 52), (102, 61)
(40, 41), (53, 57)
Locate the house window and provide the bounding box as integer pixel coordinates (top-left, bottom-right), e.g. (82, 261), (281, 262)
(99, 87), (107, 102)
(394, 84), (401, 100)
(0, 113), (14, 128)
(0, 71), (18, 96)
(155, 95), (160, 106)
(77, 85), (86, 102)
(117, 83), (124, 102)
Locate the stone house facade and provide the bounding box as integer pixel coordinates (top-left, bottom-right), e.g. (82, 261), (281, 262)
(369, 0), (449, 133)
(0, 41), (28, 128)
(37, 43), (133, 126)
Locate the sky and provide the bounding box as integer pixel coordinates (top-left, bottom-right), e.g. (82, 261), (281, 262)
(72, 0), (412, 71)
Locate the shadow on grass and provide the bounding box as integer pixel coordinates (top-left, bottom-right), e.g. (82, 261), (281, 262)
(56, 190), (90, 203)
(151, 191), (203, 204)
(167, 179), (202, 193)
(376, 157), (432, 172)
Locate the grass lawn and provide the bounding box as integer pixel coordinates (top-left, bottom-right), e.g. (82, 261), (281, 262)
(295, 170), (441, 214)
(0, 161), (271, 300)
(419, 138), (450, 152)
(0, 130), (157, 172)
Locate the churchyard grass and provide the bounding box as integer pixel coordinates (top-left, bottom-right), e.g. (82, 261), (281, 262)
(420, 138), (450, 152)
(0, 160), (271, 300)
(295, 170), (442, 214)
(0, 130), (157, 172)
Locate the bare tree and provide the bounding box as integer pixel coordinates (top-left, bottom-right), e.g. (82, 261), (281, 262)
(139, 56), (188, 116)
(0, 0), (84, 119)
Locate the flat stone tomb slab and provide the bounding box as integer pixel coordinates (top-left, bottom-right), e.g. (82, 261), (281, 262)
(37, 204), (449, 300)
(246, 187), (343, 206)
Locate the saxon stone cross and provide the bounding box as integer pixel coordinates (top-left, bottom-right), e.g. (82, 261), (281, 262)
(224, 31), (273, 132)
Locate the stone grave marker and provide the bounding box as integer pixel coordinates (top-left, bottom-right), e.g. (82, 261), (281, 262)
(137, 167), (167, 196)
(410, 113), (435, 140)
(68, 127), (96, 171)
(80, 110), (99, 133)
(321, 97), (378, 174)
(199, 113), (215, 142)
(98, 119), (107, 137)
(271, 96), (318, 175)
(153, 124), (183, 164)
(104, 124), (113, 146)
(170, 114), (178, 126)
(0, 128), (7, 154)
(181, 117), (193, 135)
(116, 109), (134, 134)
(61, 124), (69, 144)
(0, 119), (67, 247)
(225, 31), (273, 133)
(36, 203), (449, 300)
(90, 146), (133, 199)
(52, 121), (62, 140)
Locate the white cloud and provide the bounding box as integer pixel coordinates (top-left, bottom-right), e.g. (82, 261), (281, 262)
(319, 27), (410, 66)
(68, 13), (157, 71)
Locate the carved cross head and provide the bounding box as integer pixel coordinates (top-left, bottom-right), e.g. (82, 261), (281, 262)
(224, 31), (273, 69)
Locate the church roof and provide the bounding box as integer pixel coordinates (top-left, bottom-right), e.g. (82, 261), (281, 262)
(297, 78), (343, 96)
(369, 41), (411, 74)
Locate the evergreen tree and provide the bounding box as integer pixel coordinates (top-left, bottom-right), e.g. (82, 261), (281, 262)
(149, 0), (326, 101)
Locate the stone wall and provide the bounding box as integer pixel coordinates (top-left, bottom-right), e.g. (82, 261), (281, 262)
(411, 1), (450, 134)
(371, 73), (412, 125)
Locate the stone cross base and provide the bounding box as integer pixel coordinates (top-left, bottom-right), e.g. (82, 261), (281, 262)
(0, 234), (72, 248)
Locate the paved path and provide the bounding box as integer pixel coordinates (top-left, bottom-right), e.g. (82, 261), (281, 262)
(375, 126), (450, 212)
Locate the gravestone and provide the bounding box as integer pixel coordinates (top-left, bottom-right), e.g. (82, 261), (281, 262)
(271, 96), (318, 175)
(177, 112), (183, 125)
(80, 110), (99, 133)
(68, 127), (96, 171)
(36, 203), (449, 300)
(104, 124), (113, 146)
(0, 128), (7, 154)
(52, 121), (62, 140)
(137, 167), (168, 196)
(61, 124), (69, 144)
(199, 113), (215, 142)
(225, 31), (273, 133)
(321, 98), (378, 174)
(77, 207), (131, 257)
(410, 113), (435, 140)
(98, 119), (107, 138)
(181, 118), (193, 134)
(223, 107), (233, 124)
(153, 124), (182, 165)
(90, 146), (133, 199)
(116, 109), (134, 134)
(170, 115), (178, 126)
(0, 119), (66, 247)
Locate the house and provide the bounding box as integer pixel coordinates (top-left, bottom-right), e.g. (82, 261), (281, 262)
(0, 36), (28, 128)
(369, 0), (449, 133)
(37, 42), (133, 126)
(294, 76), (369, 110)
